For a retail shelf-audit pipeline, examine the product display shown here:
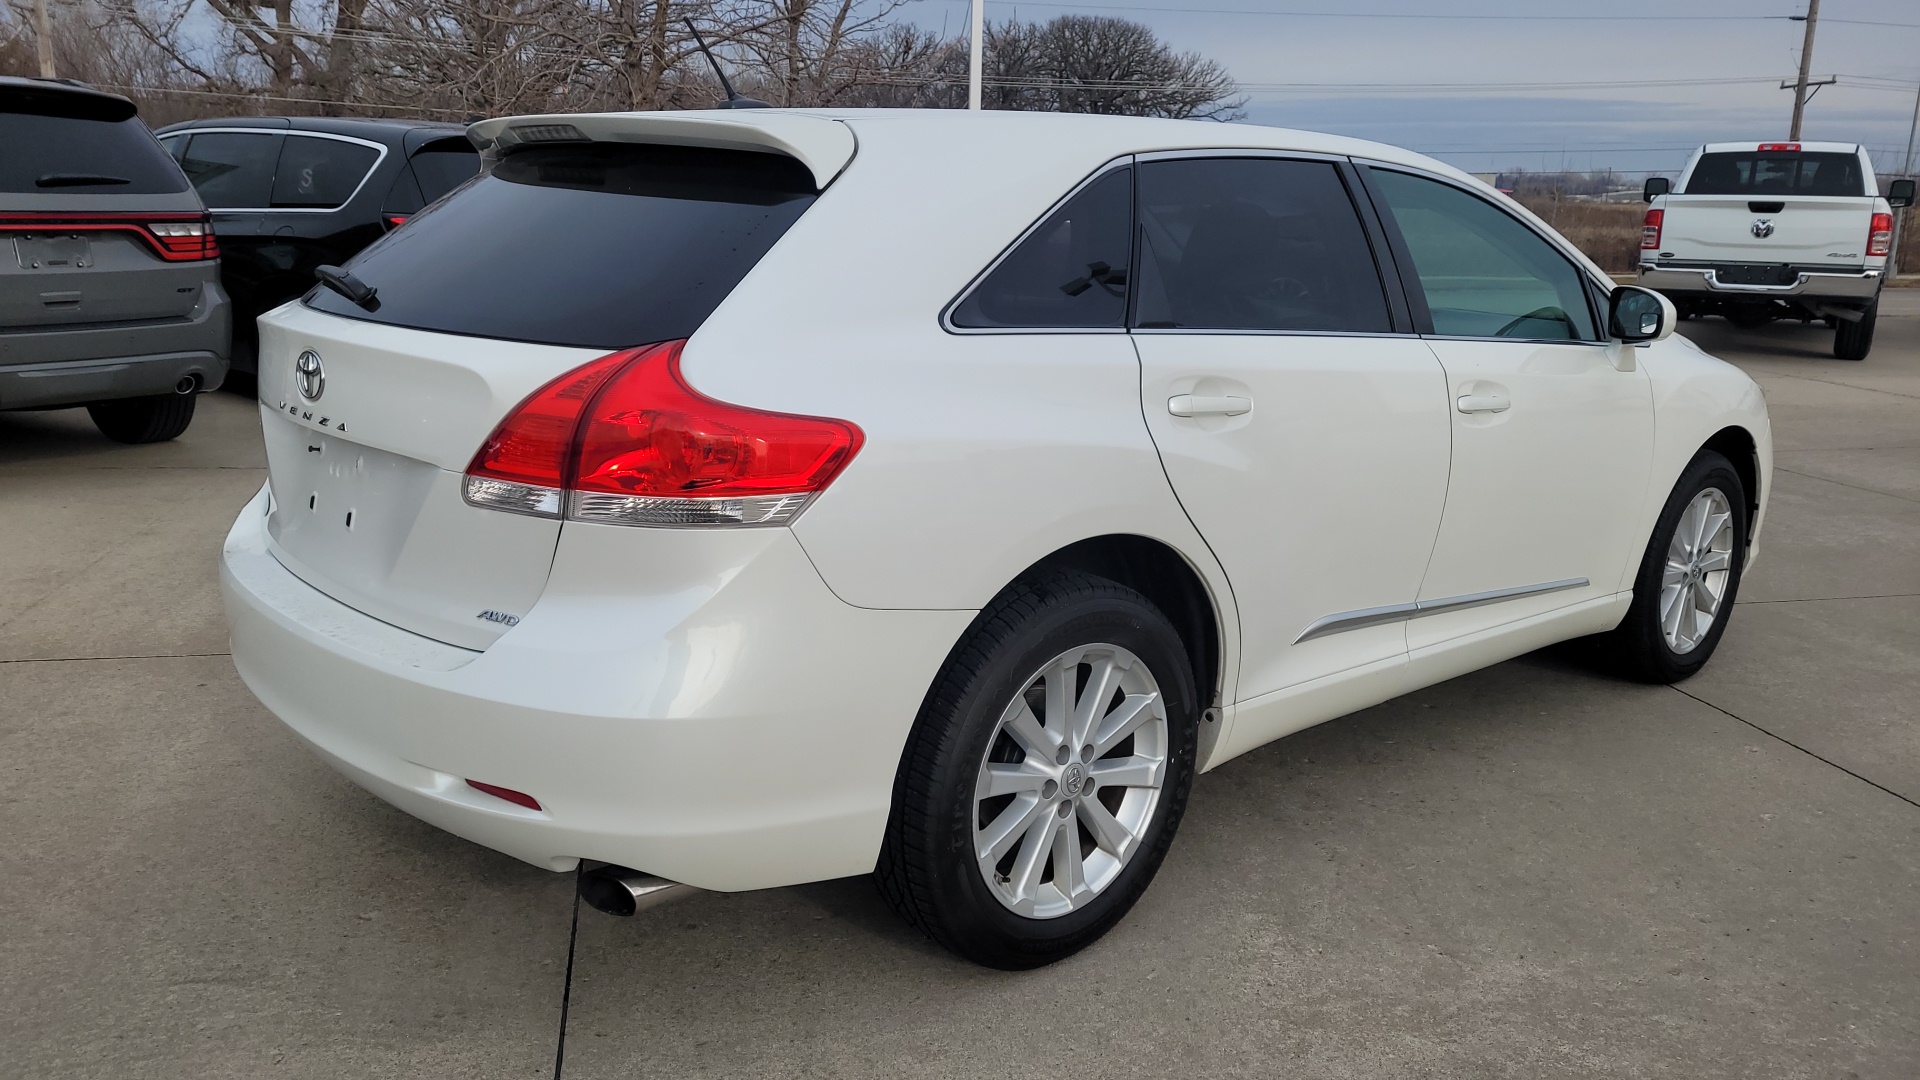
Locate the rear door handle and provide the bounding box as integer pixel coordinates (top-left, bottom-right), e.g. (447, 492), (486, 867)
(1456, 394), (1511, 414)
(1168, 394), (1252, 417)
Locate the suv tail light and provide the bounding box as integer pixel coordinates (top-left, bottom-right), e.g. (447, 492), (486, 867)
(0, 211), (217, 262)
(1867, 212), (1893, 257)
(145, 215), (219, 260)
(1641, 208), (1664, 249)
(464, 340), (863, 527)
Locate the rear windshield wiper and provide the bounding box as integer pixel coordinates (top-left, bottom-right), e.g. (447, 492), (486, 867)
(36, 173), (132, 187)
(314, 264), (379, 311)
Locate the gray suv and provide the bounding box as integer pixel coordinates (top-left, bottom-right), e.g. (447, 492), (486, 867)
(1, 77), (229, 443)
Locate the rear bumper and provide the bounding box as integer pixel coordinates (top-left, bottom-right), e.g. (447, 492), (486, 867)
(1638, 265), (1882, 303)
(0, 280), (230, 408)
(220, 485), (972, 891)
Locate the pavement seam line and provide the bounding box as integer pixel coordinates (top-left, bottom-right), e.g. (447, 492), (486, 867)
(1737, 592), (1920, 605)
(1753, 368), (1920, 403)
(553, 870), (582, 1080)
(0, 652), (231, 665)
(1773, 465), (1920, 507)
(1671, 685), (1920, 811)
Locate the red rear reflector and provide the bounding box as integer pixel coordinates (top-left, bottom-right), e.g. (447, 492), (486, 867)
(1757, 142), (1800, 152)
(1641, 208), (1664, 250)
(385, 215), (407, 228)
(465, 341), (863, 528)
(1868, 211), (1893, 257)
(466, 779), (542, 810)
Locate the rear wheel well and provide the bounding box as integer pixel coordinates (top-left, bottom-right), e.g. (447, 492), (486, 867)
(1701, 425), (1760, 549)
(1021, 535), (1221, 710)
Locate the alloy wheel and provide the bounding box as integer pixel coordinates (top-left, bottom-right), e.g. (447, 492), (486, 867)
(1660, 486), (1735, 654)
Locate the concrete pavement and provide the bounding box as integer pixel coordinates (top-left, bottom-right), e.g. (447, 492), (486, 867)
(3, 296), (1916, 1078)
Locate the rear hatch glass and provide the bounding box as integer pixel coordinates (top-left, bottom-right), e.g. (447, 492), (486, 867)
(306, 142), (818, 347)
(0, 112), (187, 195)
(1684, 152), (1865, 197)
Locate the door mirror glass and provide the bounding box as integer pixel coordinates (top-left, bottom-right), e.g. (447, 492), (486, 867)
(1889, 178), (1916, 209)
(1609, 285), (1672, 342)
(1643, 176), (1671, 202)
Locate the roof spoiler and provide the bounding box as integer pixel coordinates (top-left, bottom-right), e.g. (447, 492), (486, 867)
(466, 112), (856, 190)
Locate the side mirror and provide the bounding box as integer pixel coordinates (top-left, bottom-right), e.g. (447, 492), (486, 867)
(1643, 176), (1671, 203)
(1889, 178), (1916, 209)
(1610, 285), (1675, 345)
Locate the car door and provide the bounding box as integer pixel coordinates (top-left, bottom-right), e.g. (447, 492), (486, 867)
(1359, 165), (1654, 658)
(1130, 154), (1452, 715)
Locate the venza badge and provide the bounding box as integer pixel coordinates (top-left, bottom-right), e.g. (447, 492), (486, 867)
(1750, 218), (1776, 239)
(295, 349), (326, 401)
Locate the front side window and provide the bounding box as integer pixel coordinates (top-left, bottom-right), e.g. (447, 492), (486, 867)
(949, 167), (1133, 329)
(177, 131), (282, 208)
(1368, 168), (1598, 342)
(1685, 152), (1864, 197)
(1133, 157), (1390, 333)
(270, 135), (380, 208)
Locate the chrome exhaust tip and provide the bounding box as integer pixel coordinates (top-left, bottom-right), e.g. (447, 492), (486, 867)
(174, 374), (200, 395)
(578, 865), (698, 917)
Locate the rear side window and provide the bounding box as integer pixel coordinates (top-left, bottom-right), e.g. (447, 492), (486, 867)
(177, 132), (282, 208)
(1685, 152), (1865, 197)
(0, 112), (188, 195)
(306, 143), (818, 348)
(410, 142), (481, 203)
(271, 135), (380, 208)
(1133, 157), (1389, 333)
(950, 167), (1133, 329)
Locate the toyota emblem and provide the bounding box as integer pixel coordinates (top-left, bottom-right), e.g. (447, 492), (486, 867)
(294, 350), (325, 402)
(1750, 218), (1776, 239)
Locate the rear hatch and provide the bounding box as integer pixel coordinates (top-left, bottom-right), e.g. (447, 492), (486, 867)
(256, 123), (841, 649)
(0, 80), (212, 341)
(1663, 149), (1876, 268)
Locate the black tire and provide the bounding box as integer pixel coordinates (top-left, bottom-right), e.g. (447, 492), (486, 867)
(87, 393), (197, 444)
(1601, 450), (1748, 683)
(876, 571), (1199, 970)
(1833, 300), (1877, 361)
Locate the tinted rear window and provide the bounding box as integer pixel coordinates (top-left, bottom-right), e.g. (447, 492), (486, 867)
(177, 131), (281, 207)
(306, 143), (818, 348)
(410, 142), (481, 203)
(1685, 152), (1865, 197)
(0, 112), (189, 195)
(950, 168), (1133, 329)
(271, 135), (381, 208)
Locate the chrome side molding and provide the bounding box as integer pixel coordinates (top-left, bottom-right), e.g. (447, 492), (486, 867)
(1295, 578), (1590, 644)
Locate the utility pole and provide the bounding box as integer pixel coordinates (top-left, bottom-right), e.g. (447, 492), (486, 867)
(1788, 0), (1821, 139)
(968, 0), (984, 110)
(32, 0), (56, 78)
(1895, 78), (1920, 277)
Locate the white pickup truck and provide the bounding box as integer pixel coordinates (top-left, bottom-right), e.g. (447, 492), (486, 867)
(1638, 141), (1914, 360)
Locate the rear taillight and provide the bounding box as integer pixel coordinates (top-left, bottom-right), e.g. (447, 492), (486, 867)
(1867, 211), (1893, 257)
(384, 214), (407, 229)
(145, 215), (219, 261)
(464, 340), (863, 528)
(1641, 208), (1663, 250)
(1757, 142), (1800, 152)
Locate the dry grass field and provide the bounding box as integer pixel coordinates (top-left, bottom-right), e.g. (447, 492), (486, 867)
(1512, 193), (1920, 276)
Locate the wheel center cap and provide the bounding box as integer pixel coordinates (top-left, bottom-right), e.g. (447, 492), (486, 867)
(1061, 762), (1087, 798)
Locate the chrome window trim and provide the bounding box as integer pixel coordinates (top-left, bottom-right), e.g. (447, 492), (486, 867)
(941, 155), (1136, 336)
(158, 128), (390, 214)
(1352, 157), (1618, 342)
(1294, 577), (1590, 644)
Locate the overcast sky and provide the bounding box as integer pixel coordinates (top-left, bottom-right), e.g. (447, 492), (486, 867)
(905, 0), (1920, 177)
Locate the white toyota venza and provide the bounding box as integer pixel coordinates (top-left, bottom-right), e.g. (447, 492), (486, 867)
(222, 110), (1771, 969)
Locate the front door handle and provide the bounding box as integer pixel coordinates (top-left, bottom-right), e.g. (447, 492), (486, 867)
(1169, 394), (1252, 417)
(1456, 394), (1511, 414)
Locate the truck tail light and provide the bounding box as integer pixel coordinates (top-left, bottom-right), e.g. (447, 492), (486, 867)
(464, 340), (863, 528)
(1757, 142), (1801, 152)
(1641, 208), (1663, 250)
(1867, 212), (1893, 257)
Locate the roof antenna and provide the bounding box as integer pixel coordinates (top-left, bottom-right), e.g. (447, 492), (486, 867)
(684, 19), (771, 109)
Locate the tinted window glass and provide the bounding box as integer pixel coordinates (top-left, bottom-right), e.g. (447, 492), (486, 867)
(306, 143), (817, 348)
(1369, 169), (1598, 341)
(1133, 157), (1388, 332)
(410, 142), (481, 203)
(271, 135), (380, 208)
(950, 168), (1132, 329)
(180, 132), (281, 208)
(0, 113), (189, 194)
(1685, 152), (1864, 197)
